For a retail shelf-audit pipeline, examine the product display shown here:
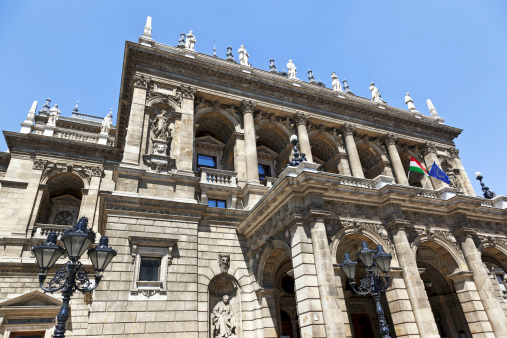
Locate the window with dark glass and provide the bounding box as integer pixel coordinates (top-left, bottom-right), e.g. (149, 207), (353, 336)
(208, 199), (226, 208)
(258, 164), (271, 180)
(139, 257), (161, 281)
(197, 154), (216, 169)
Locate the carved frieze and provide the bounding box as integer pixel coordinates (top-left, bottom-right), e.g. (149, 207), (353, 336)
(41, 161), (103, 184)
(476, 235), (507, 250)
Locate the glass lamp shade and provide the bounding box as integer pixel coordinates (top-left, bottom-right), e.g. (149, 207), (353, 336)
(356, 241), (375, 268)
(371, 262), (381, 277)
(340, 252), (358, 279)
(61, 216), (96, 261)
(373, 245), (392, 273)
(32, 232), (65, 271)
(88, 236), (117, 272)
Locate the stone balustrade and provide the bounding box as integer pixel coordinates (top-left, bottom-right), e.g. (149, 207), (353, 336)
(339, 176), (376, 189)
(199, 168), (237, 187)
(33, 223), (73, 239)
(71, 111), (105, 123)
(417, 188), (439, 199)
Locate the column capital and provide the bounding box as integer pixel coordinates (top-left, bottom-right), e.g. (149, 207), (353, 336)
(132, 74), (149, 89)
(422, 142), (437, 156)
(448, 147), (460, 159)
(385, 219), (411, 231)
(452, 228), (477, 242)
(176, 85), (197, 100)
(384, 132), (398, 146)
(295, 112), (308, 126)
(342, 122), (356, 136)
(241, 99), (257, 114)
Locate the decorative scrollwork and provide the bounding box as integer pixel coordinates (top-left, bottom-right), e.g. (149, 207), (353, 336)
(75, 266), (93, 292)
(48, 267), (68, 292)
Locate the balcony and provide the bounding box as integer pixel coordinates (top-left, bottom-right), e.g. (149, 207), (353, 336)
(33, 223), (73, 239)
(198, 168), (237, 187)
(197, 168), (240, 208)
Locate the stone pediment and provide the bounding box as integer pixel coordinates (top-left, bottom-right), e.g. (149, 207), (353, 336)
(195, 135), (225, 150)
(256, 145), (278, 157)
(50, 194), (81, 204)
(0, 291), (61, 308)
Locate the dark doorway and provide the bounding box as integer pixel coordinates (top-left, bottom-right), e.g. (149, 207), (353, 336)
(351, 313), (374, 338)
(280, 310), (293, 337)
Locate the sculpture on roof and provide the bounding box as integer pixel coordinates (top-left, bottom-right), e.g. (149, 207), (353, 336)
(177, 33), (186, 48)
(331, 72), (342, 92)
(185, 30), (196, 50)
(47, 104), (61, 126)
(369, 82), (385, 103)
(308, 69), (316, 83)
(226, 47), (234, 62)
(101, 109), (113, 135)
(342, 79), (353, 94)
(212, 295), (236, 338)
(405, 92), (416, 111)
(269, 59), (277, 72)
(238, 45), (250, 66)
(287, 59), (297, 79)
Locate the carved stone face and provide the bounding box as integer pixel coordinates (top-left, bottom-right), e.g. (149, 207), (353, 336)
(219, 253), (230, 273)
(222, 295), (229, 304)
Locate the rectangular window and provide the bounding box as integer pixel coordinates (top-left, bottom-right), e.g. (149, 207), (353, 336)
(208, 199), (226, 208)
(11, 333), (45, 338)
(139, 257), (161, 281)
(197, 154), (216, 169)
(258, 164), (271, 181)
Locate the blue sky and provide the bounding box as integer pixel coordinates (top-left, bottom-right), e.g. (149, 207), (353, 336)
(1, 1), (506, 196)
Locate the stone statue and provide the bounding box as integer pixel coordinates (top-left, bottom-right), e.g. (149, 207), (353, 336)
(177, 33), (186, 48)
(269, 59), (277, 72)
(307, 69), (316, 83)
(150, 110), (171, 141)
(427, 99), (439, 117)
(331, 72), (342, 92)
(226, 47), (234, 62)
(185, 30), (196, 50)
(405, 92), (416, 111)
(342, 79), (353, 94)
(212, 295), (236, 338)
(287, 59), (297, 79)
(101, 109), (113, 134)
(237, 45), (249, 66)
(369, 82), (385, 103)
(47, 104), (61, 126)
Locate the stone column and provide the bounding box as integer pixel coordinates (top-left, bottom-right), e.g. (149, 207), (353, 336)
(123, 74), (148, 165)
(422, 142), (445, 190)
(242, 100), (260, 183)
(333, 266), (352, 337)
(295, 112), (313, 163)
(78, 172), (102, 233)
(457, 232), (507, 336)
(309, 217), (346, 338)
(256, 288), (279, 337)
(448, 271), (494, 336)
(388, 222), (440, 337)
(175, 85), (197, 173)
(342, 123), (364, 178)
(290, 222), (326, 337)
(449, 147), (476, 197)
(385, 133), (408, 185)
(233, 132), (247, 187)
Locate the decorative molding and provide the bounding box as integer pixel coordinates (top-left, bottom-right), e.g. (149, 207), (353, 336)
(384, 133), (397, 147)
(422, 142), (437, 156)
(241, 99), (256, 115)
(448, 147), (460, 159)
(176, 85), (196, 100)
(343, 123), (355, 137)
(33, 159), (48, 170)
(132, 74), (149, 89)
(295, 112), (308, 126)
(428, 230), (464, 258)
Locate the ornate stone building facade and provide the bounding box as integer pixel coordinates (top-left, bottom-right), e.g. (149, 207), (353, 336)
(0, 22), (506, 338)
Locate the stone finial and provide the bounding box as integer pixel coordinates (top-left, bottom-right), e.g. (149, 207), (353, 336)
(226, 46), (234, 62)
(185, 30), (196, 50)
(342, 79), (353, 94)
(331, 72), (342, 92)
(213, 43), (217, 57)
(177, 33), (186, 48)
(427, 99), (438, 117)
(269, 59), (277, 72)
(143, 16), (152, 38)
(72, 100), (79, 114)
(26, 101), (37, 122)
(405, 92), (416, 111)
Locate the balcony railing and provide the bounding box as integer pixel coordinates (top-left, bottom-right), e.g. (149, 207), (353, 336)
(199, 168), (237, 187)
(33, 223), (73, 239)
(340, 176), (376, 189)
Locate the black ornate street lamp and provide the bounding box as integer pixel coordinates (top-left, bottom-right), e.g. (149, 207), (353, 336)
(32, 217), (116, 338)
(286, 135), (307, 168)
(340, 241), (393, 338)
(475, 172), (495, 199)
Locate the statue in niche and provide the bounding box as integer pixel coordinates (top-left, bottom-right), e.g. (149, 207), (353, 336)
(212, 295), (237, 338)
(219, 253), (230, 274)
(150, 110), (171, 141)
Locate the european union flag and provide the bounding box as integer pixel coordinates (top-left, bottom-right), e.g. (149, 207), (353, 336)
(429, 162), (451, 184)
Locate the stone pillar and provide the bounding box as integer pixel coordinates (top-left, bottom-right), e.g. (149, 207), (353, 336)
(449, 147), (476, 197)
(290, 222), (326, 337)
(309, 217), (346, 338)
(123, 74), (148, 165)
(422, 142), (445, 190)
(256, 288), (279, 337)
(295, 112), (313, 163)
(333, 266), (352, 337)
(388, 223), (440, 337)
(78, 173), (102, 233)
(241, 100), (260, 183)
(342, 123), (364, 178)
(448, 271), (494, 336)
(458, 233), (507, 336)
(175, 85), (197, 173)
(385, 133), (408, 185)
(233, 132), (247, 187)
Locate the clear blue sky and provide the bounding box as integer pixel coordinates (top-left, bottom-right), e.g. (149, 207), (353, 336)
(1, 1), (506, 196)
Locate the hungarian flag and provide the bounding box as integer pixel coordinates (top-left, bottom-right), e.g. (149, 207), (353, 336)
(408, 156), (429, 176)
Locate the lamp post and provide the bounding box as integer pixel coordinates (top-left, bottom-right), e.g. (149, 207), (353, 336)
(285, 135), (307, 168)
(475, 172), (495, 199)
(340, 241), (393, 338)
(32, 217), (116, 338)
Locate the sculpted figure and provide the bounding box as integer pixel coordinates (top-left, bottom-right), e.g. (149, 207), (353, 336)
(47, 104), (61, 126)
(237, 44), (250, 66)
(185, 30), (196, 50)
(287, 59), (297, 79)
(369, 82), (385, 103)
(269, 59), (277, 72)
(331, 72), (342, 92)
(101, 110), (113, 134)
(151, 111), (170, 141)
(212, 295), (236, 338)
(405, 92), (416, 111)
(219, 253), (230, 273)
(342, 79), (353, 94)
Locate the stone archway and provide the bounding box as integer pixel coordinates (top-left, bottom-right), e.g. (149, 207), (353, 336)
(356, 143), (387, 180)
(256, 124), (291, 176)
(308, 133), (339, 173)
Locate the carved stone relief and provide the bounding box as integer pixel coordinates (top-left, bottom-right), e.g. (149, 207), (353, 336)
(219, 253), (230, 274)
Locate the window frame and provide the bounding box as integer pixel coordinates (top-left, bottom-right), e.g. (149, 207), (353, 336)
(208, 198), (227, 208)
(197, 154), (217, 170)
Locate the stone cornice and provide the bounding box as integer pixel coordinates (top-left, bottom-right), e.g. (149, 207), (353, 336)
(115, 41), (463, 151)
